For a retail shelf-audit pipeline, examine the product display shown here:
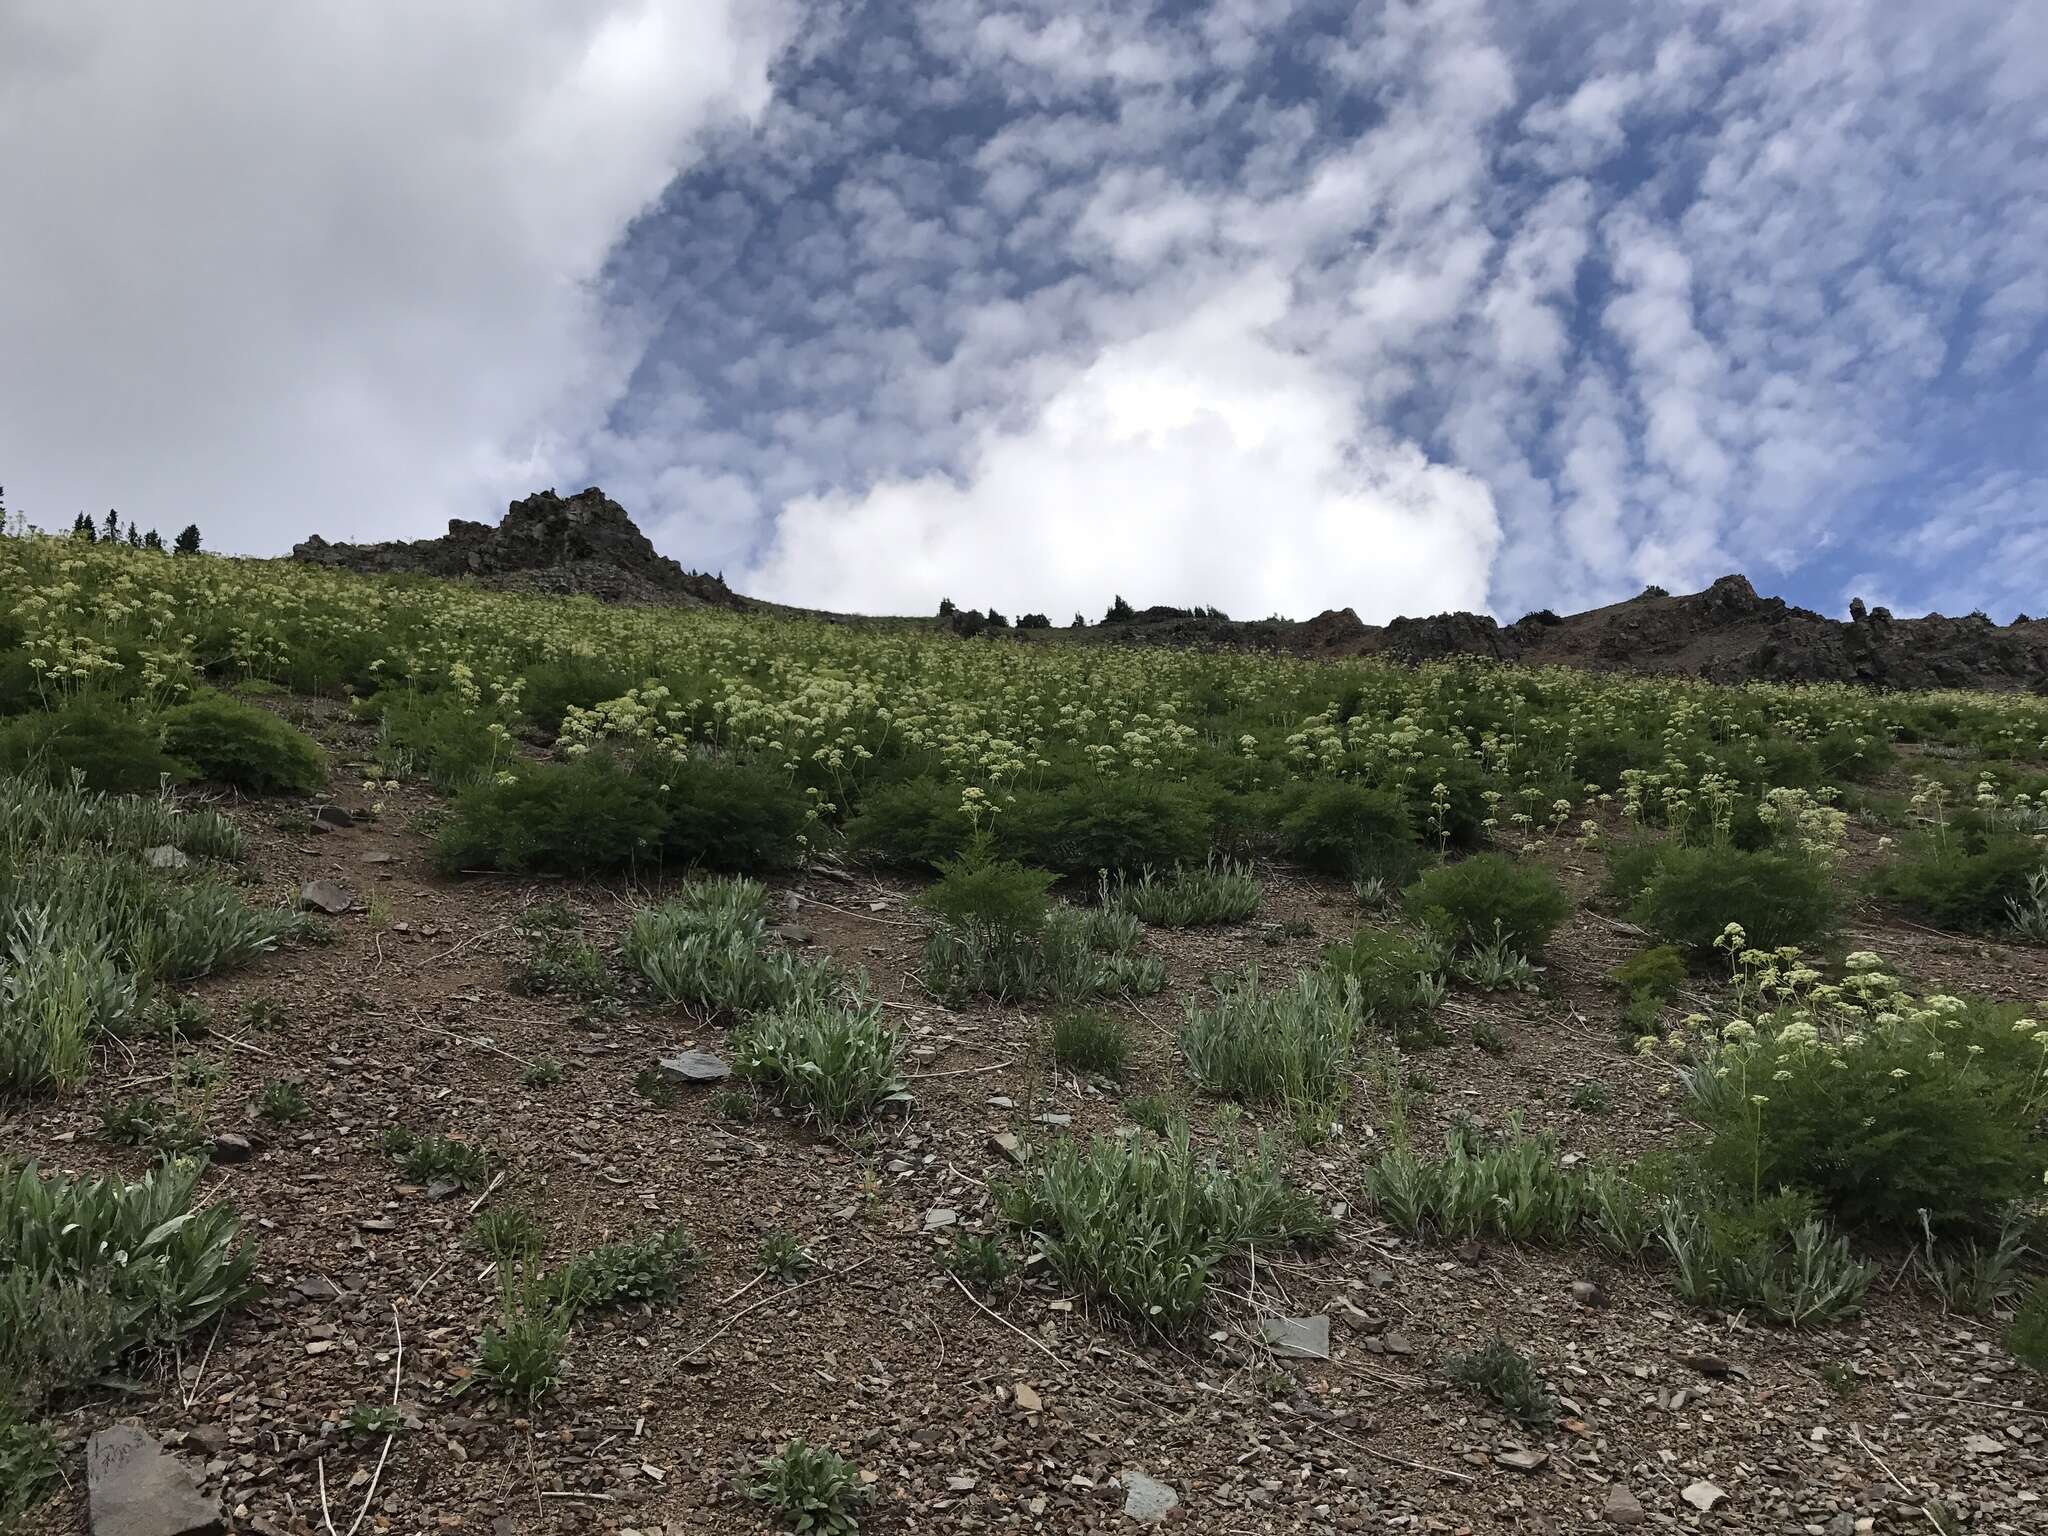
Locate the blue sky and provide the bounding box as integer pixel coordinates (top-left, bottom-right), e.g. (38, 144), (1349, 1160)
(3, 1), (2042, 622)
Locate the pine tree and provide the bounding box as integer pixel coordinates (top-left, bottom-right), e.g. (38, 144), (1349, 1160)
(72, 512), (96, 542)
(125, 521), (141, 547)
(143, 530), (165, 552)
(102, 510), (120, 541)
(173, 523), (202, 556)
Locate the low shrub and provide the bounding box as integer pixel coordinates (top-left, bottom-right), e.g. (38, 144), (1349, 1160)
(748, 1439), (868, 1535)
(536, 1226), (700, 1314)
(159, 691), (326, 794)
(1000, 778), (1210, 876)
(1276, 782), (1417, 879)
(1050, 1009), (1130, 1078)
(627, 877), (837, 1015)
(1403, 853), (1571, 956)
(1657, 1191), (1872, 1327)
(1631, 845), (1836, 951)
(1869, 832), (2046, 934)
(1444, 1337), (1553, 1426)
(373, 690), (504, 790)
(1320, 929), (1447, 1047)
(1107, 858), (1260, 926)
(844, 778), (973, 869)
(471, 1280), (570, 1405)
(522, 656), (639, 735)
(0, 698), (186, 793)
(1179, 967), (1356, 1127)
(731, 995), (906, 1124)
(1609, 943), (1687, 999)
(997, 1126), (1330, 1331)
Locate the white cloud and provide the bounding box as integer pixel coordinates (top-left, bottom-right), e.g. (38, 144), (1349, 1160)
(744, 273), (1499, 621)
(0, 0), (787, 550)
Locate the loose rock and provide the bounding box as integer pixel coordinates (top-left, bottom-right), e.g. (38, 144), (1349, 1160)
(657, 1050), (731, 1084)
(1259, 1315), (1330, 1360)
(1122, 1469), (1179, 1525)
(1602, 1483), (1645, 1527)
(299, 879), (353, 915)
(1681, 1479), (1726, 1512)
(87, 1425), (222, 1536)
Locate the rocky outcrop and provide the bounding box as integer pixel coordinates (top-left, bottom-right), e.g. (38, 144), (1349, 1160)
(290, 487), (741, 609)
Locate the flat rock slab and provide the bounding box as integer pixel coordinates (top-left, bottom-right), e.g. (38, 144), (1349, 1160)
(299, 879), (353, 915)
(88, 1425), (222, 1536)
(143, 845), (189, 870)
(1603, 1483), (1645, 1526)
(1259, 1315), (1330, 1360)
(657, 1050), (731, 1083)
(1122, 1470), (1179, 1524)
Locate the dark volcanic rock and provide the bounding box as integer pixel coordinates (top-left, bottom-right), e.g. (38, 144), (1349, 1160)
(291, 487), (742, 609)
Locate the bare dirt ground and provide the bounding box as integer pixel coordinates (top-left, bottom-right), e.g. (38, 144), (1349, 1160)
(9, 702), (2048, 1535)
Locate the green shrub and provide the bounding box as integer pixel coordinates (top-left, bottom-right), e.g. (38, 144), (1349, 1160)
(759, 1232), (813, 1283)
(1320, 929), (1447, 1047)
(748, 1439), (868, 1535)
(522, 656), (639, 735)
(1609, 943), (1687, 999)
(159, 691), (326, 794)
(1001, 778), (1209, 875)
(1632, 845), (1836, 951)
(471, 1281), (570, 1405)
(1365, 1119), (1587, 1245)
(1444, 1337), (1553, 1426)
(1403, 853), (1571, 956)
(943, 1234), (1014, 1292)
(435, 753), (666, 874)
(0, 1396), (59, 1523)
(655, 752), (807, 869)
(996, 1126), (1329, 1331)
(0, 698), (186, 793)
(388, 1130), (491, 1189)
(373, 690), (503, 789)
(1602, 837), (1666, 908)
(844, 778), (973, 868)
(1276, 782), (1417, 878)
(1179, 967), (1356, 1126)
(1687, 993), (2041, 1233)
(1050, 1009), (1130, 1078)
(731, 996), (906, 1124)
(1869, 833), (2046, 933)
(537, 1226), (699, 1314)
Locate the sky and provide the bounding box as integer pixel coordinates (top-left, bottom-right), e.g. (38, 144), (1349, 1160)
(2, 0), (2043, 623)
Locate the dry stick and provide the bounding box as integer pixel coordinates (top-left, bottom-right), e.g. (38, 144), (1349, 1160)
(466, 1171), (507, 1216)
(1891, 1385), (2048, 1420)
(681, 1257), (874, 1360)
(794, 895), (925, 928)
(1850, 1427), (1944, 1533)
(181, 1316), (224, 1409)
(907, 1059), (1016, 1081)
(426, 922), (516, 966)
(946, 1272), (1070, 1374)
(1317, 1425), (1477, 1486)
(321, 1307), (404, 1536)
(209, 1029), (277, 1060)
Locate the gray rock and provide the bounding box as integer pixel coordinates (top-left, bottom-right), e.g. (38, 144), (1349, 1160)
(770, 923), (813, 944)
(291, 1276), (342, 1301)
(311, 805), (355, 830)
(209, 1133), (256, 1164)
(657, 1050), (731, 1084)
(1495, 1448), (1549, 1473)
(1603, 1483), (1645, 1527)
(1571, 1279), (1607, 1308)
(922, 1207), (959, 1232)
(87, 1425), (222, 1536)
(143, 845), (189, 871)
(1259, 1315), (1330, 1360)
(1122, 1470), (1179, 1525)
(359, 851), (395, 865)
(299, 879), (353, 915)
(1823, 1514), (1855, 1536)
(988, 1132), (1027, 1166)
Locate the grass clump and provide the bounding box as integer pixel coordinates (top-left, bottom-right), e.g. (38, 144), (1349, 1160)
(943, 1234), (1015, 1292)
(1444, 1337), (1554, 1426)
(2009, 1281), (2048, 1376)
(1107, 858), (1260, 926)
(1657, 1191), (1873, 1327)
(257, 1078), (309, 1125)
(759, 1232), (814, 1283)
(748, 1438), (868, 1535)
(509, 899), (613, 1002)
(1631, 844), (1837, 951)
(731, 995), (906, 1124)
(1050, 1008), (1130, 1078)
(997, 1125), (1330, 1332)
(158, 690), (326, 794)
(536, 1226), (700, 1314)
(1404, 853), (1570, 957)
(468, 1207), (545, 1263)
(1179, 967), (1356, 1127)
(383, 1128), (492, 1190)
(627, 876), (835, 1015)
(470, 1281), (571, 1405)
(99, 1094), (210, 1156)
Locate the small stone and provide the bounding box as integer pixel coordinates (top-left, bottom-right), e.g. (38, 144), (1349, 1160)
(292, 1276), (342, 1301)
(1962, 1433), (2005, 1456)
(1678, 1353), (1736, 1378)
(360, 851), (394, 865)
(1259, 1316), (1330, 1360)
(1681, 1480), (1725, 1512)
(1494, 1448), (1548, 1473)
(1571, 1279), (1606, 1308)
(210, 1133), (257, 1164)
(143, 845), (189, 871)
(1033, 1113), (1072, 1126)
(299, 880), (353, 915)
(770, 923), (813, 944)
(656, 1050), (730, 1084)
(1824, 1514), (1855, 1536)
(922, 1207), (958, 1232)
(1122, 1470), (1179, 1525)
(357, 1217), (396, 1233)
(1603, 1483), (1645, 1527)
(988, 1132), (1027, 1166)
(1012, 1383), (1041, 1414)
(1380, 1328), (1415, 1356)
(88, 1425), (222, 1536)
(311, 805), (355, 830)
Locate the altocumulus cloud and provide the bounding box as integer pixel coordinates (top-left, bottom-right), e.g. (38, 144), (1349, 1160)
(0, 0), (788, 550)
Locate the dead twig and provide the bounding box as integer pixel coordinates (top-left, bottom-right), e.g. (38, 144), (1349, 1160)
(682, 1257), (874, 1360)
(945, 1272), (1071, 1374)
(1850, 1427), (1944, 1532)
(321, 1306), (404, 1536)
(466, 1171), (506, 1216)
(907, 1059), (1015, 1081)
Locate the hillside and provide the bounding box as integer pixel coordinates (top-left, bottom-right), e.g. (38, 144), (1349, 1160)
(290, 488), (2048, 692)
